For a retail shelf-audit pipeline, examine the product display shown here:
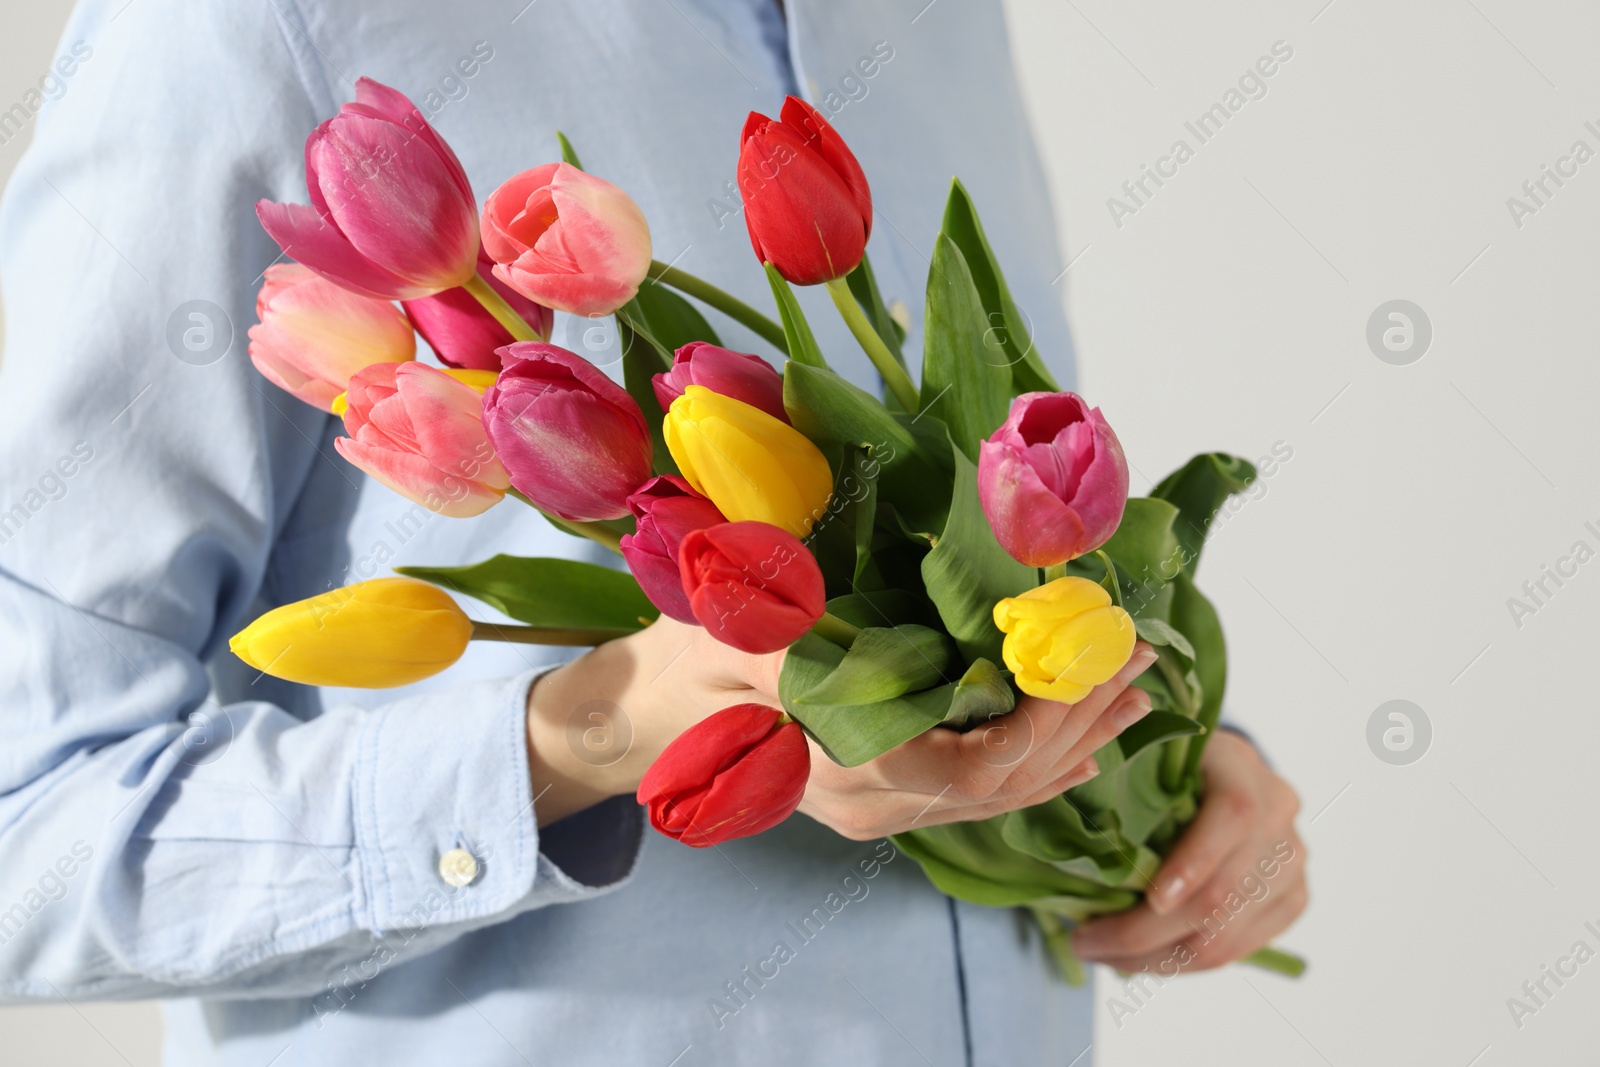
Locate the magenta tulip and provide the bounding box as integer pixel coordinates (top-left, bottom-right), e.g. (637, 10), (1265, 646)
(652, 342), (787, 423)
(247, 264), (415, 412)
(402, 249), (553, 371)
(481, 342), (653, 521)
(335, 362), (509, 517)
(620, 476), (727, 623)
(257, 78), (479, 300)
(978, 392), (1129, 567)
(480, 163), (652, 317)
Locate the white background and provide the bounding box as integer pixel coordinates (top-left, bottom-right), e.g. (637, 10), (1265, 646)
(3, 1), (1597, 1065)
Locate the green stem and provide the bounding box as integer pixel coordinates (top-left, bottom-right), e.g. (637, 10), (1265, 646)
(470, 621), (635, 646)
(1028, 907), (1088, 986)
(1043, 563), (1067, 583)
(1242, 946), (1307, 978)
(648, 260), (789, 355)
(824, 276), (920, 413)
(463, 272), (540, 342)
(506, 488), (624, 553)
(811, 611), (861, 648)
(1155, 651), (1201, 792)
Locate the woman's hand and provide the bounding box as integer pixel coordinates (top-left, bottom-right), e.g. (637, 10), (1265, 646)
(526, 616), (1160, 837)
(1071, 730), (1308, 972)
(797, 642), (1159, 839)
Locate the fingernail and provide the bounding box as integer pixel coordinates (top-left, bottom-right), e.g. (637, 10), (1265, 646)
(1133, 647), (1159, 669)
(1062, 759), (1099, 789)
(1073, 926), (1106, 955)
(1150, 874), (1187, 914)
(1112, 692), (1152, 729)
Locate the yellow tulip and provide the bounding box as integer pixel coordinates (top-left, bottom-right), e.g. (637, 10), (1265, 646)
(229, 577), (473, 688)
(663, 385), (833, 537)
(993, 577), (1136, 703)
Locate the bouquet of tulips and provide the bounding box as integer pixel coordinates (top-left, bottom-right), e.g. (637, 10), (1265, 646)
(231, 79), (1301, 980)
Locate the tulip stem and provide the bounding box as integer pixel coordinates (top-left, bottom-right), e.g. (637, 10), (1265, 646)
(506, 488), (625, 553)
(811, 611), (861, 648)
(470, 621), (636, 646)
(647, 260), (790, 356)
(463, 272), (542, 343)
(1242, 946), (1307, 978)
(824, 277), (920, 413)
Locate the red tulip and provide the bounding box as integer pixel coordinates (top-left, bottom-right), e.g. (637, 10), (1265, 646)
(257, 78), (479, 300)
(678, 521), (825, 654)
(480, 342), (652, 521)
(336, 362), (508, 517)
(402, 249), (553, 371)
(247, 263), (415, 412)
(738, 96), (872, 285)
(652, 342), (787, 423)
(978, 392), (1130, 567)
(480, 163), (652, 317)
(619, 476), (727, 623)
(637, 703), (810, 848)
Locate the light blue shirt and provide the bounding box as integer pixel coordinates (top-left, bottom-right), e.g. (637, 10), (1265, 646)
(0, 1), (1089, 1063)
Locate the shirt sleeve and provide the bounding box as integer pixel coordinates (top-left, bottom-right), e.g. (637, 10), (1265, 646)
(0, 0), (640, 1002)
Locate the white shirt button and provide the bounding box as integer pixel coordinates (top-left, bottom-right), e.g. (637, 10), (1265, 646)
(438, 848), (478, 888)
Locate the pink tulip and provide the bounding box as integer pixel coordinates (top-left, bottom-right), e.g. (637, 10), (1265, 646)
(402, 249), (553, 371)
(257, 78), (479, 300)
(481, 342), (653, 521)
(480, 163), (652, 317)
(652, 342), (787, 423)
(335, 362), (509, 517)
(620, 476), (727, 623)
(247, 264), (415, 411)
(978, 392), (1129, 567)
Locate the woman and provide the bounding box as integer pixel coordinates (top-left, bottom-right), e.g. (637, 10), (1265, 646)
(0, 0), (1306, 1063)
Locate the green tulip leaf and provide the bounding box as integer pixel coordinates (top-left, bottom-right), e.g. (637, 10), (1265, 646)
(940, 178), (1058, 396)
(615, 316), (678, 477)
(783, 361), (952, 533)
(798, 624), (955, 705)
(1133, 616), (1196, 662)
(397, 556), (657, 632)
(921, 446), (1036, 667)
(628, 277), (723, 352)
(779, 631), (953, 766)
(1089, 497), (1184, 619)
(942, 657), (1016, 726)
(1149, 452), (1258, 578)
(1170, 572), (1229, 785)
(1117, 709), (1205, 761)
(765, 263), (827, 368)
(892, 820), (1139, 914)
(555, 130), (583, 169)
(807, 443), (880, 598)
(920, 232), (1012, 463)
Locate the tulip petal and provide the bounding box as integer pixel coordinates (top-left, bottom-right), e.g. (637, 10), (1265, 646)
(350, 77), (475, 205)
(335, 435), (503, 517)
(392, 364), (510, 490)
(312, 114), (478, 293)
(256, 200), (431, 300)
